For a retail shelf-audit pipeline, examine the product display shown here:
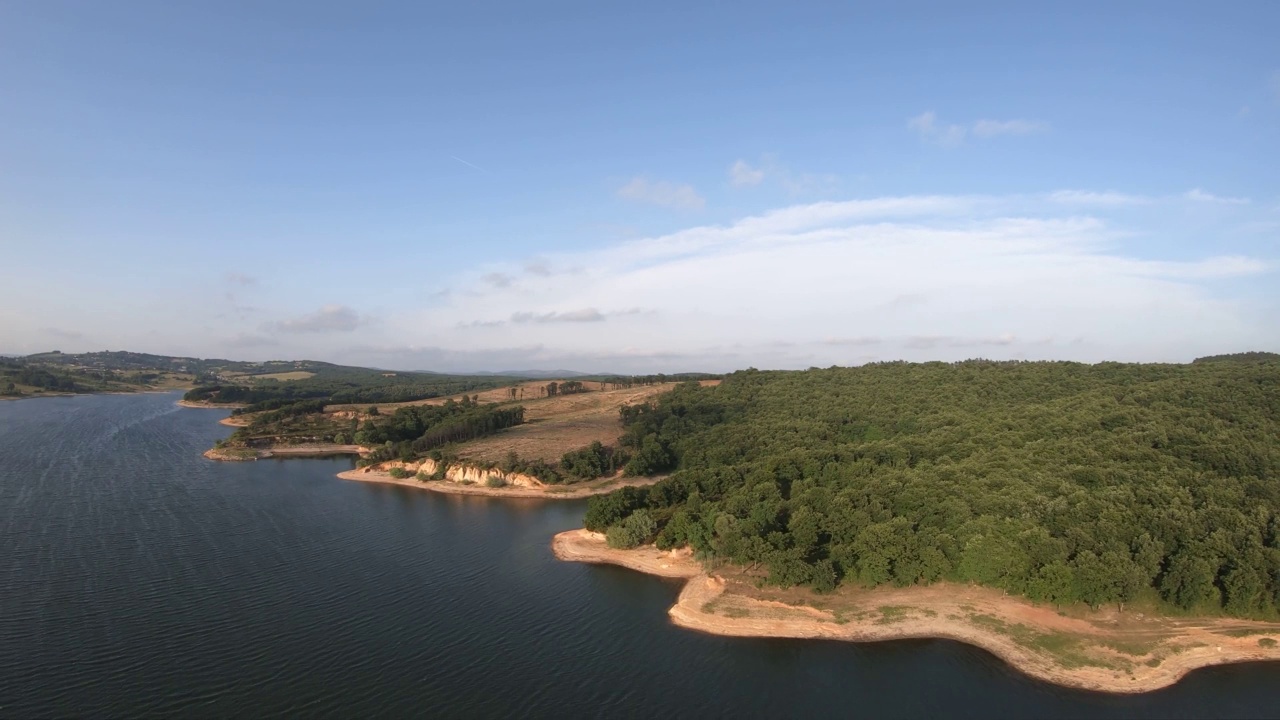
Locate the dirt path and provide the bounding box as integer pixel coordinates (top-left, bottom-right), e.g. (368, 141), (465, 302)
(551, 530), (1280, 694)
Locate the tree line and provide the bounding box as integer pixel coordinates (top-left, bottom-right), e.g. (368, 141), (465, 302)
(357, 398), (526, 465)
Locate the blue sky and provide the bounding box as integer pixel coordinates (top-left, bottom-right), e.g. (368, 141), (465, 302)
(2, 1), (1277, 372)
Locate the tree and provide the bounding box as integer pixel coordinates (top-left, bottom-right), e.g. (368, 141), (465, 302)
(606, 510), (656, 549)
(1028, 562), (1075, 608)
(1160, 551), (1221, 611)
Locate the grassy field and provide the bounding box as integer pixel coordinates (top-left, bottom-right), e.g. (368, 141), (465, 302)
(458, 384), (687, 463)
(250, 371), (317, 381)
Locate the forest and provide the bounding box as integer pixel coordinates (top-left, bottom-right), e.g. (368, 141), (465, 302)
(185, 371), (516, 410)
(584, 356), (1280, 618)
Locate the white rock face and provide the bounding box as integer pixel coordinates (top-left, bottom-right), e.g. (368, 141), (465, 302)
(380, 458), (544, 488)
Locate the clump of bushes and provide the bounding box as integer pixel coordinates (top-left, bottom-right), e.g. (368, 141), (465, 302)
(387, 466), (412, 479)
(605, 510), (656, 549)
(1260, 638), (1277, 649)
(485, 475), (507, 488)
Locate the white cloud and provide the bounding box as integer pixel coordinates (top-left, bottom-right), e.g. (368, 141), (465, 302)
(1048, 190), (1151, 206)
(972, 119), (1050, 137)
(910, 112), (1049, 146)
(729, 160), (765, 187)
(271, 305), (364, 334)
(617, 177), (705, 210)
(368, 192), (1273, 372)
(512, 308), (606, 324)
(1185, 188), (1250, 205)
(908, 111), (966, 147)
(728, 155), (839, 195)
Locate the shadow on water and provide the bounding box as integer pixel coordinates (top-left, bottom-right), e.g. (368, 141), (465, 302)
(1, 392), (1278, 719)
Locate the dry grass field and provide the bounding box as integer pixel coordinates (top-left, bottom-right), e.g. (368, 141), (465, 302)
(326, 378), (720, 463)
(459, 384), (677, 462)
(250, 371), (316, 381)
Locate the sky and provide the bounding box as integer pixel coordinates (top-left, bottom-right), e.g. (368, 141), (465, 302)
(1, 1), (1278, 373)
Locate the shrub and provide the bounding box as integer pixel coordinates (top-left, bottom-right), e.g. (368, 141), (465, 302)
(416, 471), (431, 482)
(388, 467), (411, 479)
(1260, 638), (1277, 649)
(485, 475), (507, 488)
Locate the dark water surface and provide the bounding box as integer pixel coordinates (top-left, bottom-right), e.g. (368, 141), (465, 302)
(3, 393), (1279, 718)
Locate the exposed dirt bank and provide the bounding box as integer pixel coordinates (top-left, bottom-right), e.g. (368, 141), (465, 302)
(551, 530), (1280, 694)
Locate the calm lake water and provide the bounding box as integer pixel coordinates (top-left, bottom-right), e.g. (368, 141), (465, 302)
(2, 392), (1279, 718)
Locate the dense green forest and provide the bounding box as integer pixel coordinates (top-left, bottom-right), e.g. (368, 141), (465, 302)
(585, 357), (1280, 619)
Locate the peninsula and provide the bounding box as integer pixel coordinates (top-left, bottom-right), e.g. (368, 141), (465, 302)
(192, 366), (717, 499)
(552, 529), (1280, 694)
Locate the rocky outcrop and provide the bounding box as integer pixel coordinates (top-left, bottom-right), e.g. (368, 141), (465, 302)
(376, 458), (545, 488)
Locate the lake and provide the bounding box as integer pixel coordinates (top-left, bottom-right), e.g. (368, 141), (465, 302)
(2, 392), (1278, 718)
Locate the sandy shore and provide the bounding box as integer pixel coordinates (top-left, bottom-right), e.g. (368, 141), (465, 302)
(552, 529), (701, 577)
(204, 444), (367, 461)
(177, 399), (247, 409)
(551, 529), (1280, 694)
(337, 468), (663, 500)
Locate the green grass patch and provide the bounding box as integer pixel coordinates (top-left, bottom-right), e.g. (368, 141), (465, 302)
(965, 613), (1127, 671)
(876, 606), (911, 624)
(1098, 638), (1160, 657)
(1218, 627), (1278, 638)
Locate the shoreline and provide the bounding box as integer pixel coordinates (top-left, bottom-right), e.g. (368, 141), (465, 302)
(177, 399), (247, 409)
(2, 389), (183, 402)
(551, 529), (1280, 695)
(336, 467), (663, 500)
(204, 444), (367, 461)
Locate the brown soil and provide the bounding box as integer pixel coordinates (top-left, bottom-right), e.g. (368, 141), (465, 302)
(551, 530), (1280, 694)
(336, 468), (663, 499)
